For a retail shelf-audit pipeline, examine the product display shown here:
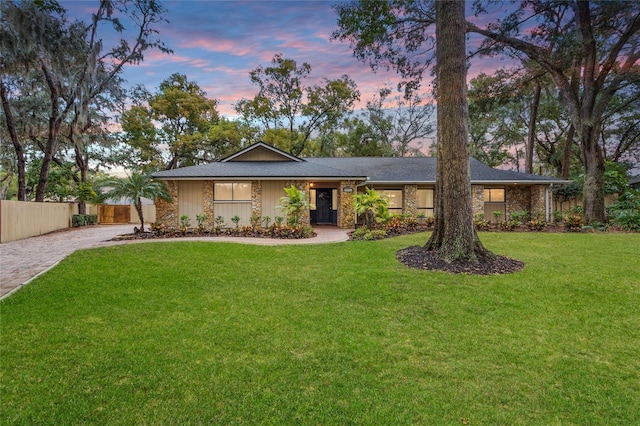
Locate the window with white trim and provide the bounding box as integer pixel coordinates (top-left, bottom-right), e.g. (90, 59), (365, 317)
(214, 182), (251, 201)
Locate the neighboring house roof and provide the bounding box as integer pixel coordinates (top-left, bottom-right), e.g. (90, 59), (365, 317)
(152, 142), (570, 185)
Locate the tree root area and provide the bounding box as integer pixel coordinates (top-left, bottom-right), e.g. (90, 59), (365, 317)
(396, 246), (525, 275)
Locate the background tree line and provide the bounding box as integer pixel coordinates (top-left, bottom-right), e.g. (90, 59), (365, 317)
(2, 0), (639, 228)
(1, 1), (435, 203)
(334, 0), (640, 223)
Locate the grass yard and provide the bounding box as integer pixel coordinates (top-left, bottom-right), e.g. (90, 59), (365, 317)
(1, 232), (639, 425)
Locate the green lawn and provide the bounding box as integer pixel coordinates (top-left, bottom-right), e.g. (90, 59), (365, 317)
(2, 232), (639, 425)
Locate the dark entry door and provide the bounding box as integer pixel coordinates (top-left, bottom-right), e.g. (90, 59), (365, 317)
(316, 189), (333, 223)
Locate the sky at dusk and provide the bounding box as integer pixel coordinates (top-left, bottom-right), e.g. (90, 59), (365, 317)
(63, 0), (508, 117)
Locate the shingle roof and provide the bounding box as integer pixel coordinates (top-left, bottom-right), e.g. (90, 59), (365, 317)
(151, 160), (364, 180)
(151, 144), (569, 185)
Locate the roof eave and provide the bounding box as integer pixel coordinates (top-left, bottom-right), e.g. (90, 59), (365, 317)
(474, 180), (572, 185)
(152, 175), (366, 181)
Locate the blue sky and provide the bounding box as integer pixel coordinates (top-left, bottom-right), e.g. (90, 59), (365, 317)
(64, 1), (403, 116)
(63, 0), (508, 116)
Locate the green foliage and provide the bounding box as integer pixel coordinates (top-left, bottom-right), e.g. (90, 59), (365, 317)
(500, 219), (521, 231)
(563, 213), (584, 232)
(231, 215), (241, 228)
(354, 187), (389, 228)
(3, 234), (640, 424)
(607, 190), (640, 231)
(71, 214), (97, 227)
(196, 214), (208, 232)
(250, 214), (262, 230)
(556, 161), (633, 199)
(527, 218), (547, 231)
(492, 210), (504, 223)
(235, 53), (360, 155)
(179, 215), (191, 233)
(508, 210), (529, 225)
(101, 171), (172, 232)
(351, 226), (388, 241)
(121, 73), (222, 170)
(474, 212), (490, 230)
(26, 160), (76, 202)
(278, 185), (309, 226)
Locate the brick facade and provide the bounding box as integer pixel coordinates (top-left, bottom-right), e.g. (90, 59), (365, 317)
(155, 180), (179, 228)
(506, 186), (531, 219)
(203, 181), (215, 228)
(530, 185), (547, 219)
(403, 185), (418, 217)
(155, 179), (552, 230)
(251, 180), (262, 218)
(338, 180), (357, 228)
(471, 185), (484, 215)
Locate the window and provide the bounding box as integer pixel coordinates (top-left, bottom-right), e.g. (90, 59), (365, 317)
(484, 188), (505, 203)
(417, 189), (434, 216)
(214, 182), (251, 201)
(484, 188), (506, 223)
(379, 189), (403, 212)
(310, 189), (316, 210)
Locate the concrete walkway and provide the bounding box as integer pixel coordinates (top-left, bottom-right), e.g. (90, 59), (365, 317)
(0, 225), (351, 300)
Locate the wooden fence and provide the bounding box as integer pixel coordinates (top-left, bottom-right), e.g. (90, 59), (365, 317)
(553, 194), (618, 215)
(0, 201), (156, 243)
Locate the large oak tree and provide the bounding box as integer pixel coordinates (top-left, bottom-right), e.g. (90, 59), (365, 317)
(422, 0), (492, 262)
(1, 0), (171, 202)
(334, 0), (640, 223)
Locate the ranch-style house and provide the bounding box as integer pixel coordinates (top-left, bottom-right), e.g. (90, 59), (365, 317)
(151, 142), (569, 229)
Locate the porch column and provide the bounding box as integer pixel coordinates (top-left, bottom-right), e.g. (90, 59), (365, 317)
(251, 180), (262, 219)
(530, 185), (546, 220)
(155, 180), (179, 228)
(203, 181), (215, 228)
(403, 184), (418, 217)
(471, 185), (484, 216)
(338, 180), (356, 229)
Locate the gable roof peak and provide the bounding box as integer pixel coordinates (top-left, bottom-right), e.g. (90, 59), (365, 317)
(220, 142), (303, 162)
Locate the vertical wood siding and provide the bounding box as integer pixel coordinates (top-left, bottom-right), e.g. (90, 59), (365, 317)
(261, 181), (287, 222)
(178, 181), (205, 226)
(213, 203), (252, 227)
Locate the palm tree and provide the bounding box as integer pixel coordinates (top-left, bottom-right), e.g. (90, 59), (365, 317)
(278, 185), (309, 226)
(103, 172), (172, 232)
(354, 187), (389, 228)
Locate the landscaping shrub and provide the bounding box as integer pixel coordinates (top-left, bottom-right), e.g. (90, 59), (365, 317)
(351, 226), (387, 241)
(474, 212), (490, 230)
(607, 189), (640, 232)
(563, 213), (584, 232)
(71, 214), (98, 227)
(527, 218), (547, 231)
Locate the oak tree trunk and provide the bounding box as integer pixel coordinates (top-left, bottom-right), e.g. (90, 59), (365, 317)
(0, 81), (27, 201)
(424, 0), (492, 262)
(525, 81), (541, 174)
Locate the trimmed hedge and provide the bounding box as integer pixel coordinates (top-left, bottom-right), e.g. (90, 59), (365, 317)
(72, 214), (98, 227)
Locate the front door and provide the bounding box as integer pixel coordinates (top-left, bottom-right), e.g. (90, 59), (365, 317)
(316, 189), (333, 223)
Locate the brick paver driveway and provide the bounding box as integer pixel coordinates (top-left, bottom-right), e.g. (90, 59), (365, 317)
(0, 225), (133, 299)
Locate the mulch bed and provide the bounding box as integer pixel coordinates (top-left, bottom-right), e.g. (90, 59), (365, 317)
(396, 246), (525, 275)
